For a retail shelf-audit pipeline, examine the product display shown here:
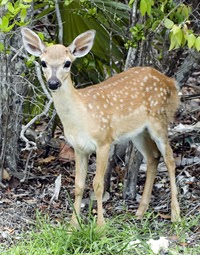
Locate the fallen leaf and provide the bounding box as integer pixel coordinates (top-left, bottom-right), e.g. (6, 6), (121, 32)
(50, 174), (62, 203)
(158, 213), (171, 219)
(8, 176), (20, 189)
(3, 169), (10, 180)
(168, 235), (179, 241)
(59, 142), (75, 162)
(179, 242), (188, 247)
(39, 155), (56, 164)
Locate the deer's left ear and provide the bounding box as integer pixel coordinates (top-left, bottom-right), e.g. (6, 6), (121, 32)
(21, 27), (46, 56)
(68, 30), (96, 58)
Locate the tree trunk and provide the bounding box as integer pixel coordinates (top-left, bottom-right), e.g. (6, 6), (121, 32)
(0, 21), (27, 181)
(123, 141), (143, 199)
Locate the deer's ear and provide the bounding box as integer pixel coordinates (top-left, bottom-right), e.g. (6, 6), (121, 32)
(68, 30), (96, 58)
(21, 27), (46, 56)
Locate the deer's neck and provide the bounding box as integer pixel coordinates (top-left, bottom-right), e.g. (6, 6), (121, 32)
(51, 77), (78, 113)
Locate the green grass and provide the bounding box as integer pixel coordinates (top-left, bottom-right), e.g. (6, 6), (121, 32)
(1, 212), (199, 255)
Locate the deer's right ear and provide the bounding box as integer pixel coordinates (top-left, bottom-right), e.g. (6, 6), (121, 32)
(21, 27), (46, 56)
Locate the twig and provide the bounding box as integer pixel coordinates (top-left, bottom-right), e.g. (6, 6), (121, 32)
(185, 202), (200, 217)
(55, 0), (63, 44)
(21, 149), (34, 182)
(10, 46), (53, 150)
(124, 0), (138, 71)
(34, 61), (52, 100)
(182, 84), (200, 92)
(10, 46), (52, 100)
(20, 98), (53, 151)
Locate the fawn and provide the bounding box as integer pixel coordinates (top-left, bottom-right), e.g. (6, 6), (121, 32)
(21, 28), (180, 226)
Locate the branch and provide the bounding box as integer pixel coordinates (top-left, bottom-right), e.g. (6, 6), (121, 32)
(55, 0), (63, 44)
(124, 0), (139, 70)
(20, 98), (53, 151)
(34, 61), (52, 100)
(10, 46), (53, 150)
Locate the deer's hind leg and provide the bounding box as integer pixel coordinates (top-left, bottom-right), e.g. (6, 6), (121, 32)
(147, 122), (180, 222)
(133, 130), (161, 219)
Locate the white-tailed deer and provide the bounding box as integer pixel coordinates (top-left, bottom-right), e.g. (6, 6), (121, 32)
(21, 27), (180, 226)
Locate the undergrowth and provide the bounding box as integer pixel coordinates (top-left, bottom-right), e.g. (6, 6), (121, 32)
(1, 212), (199, 255)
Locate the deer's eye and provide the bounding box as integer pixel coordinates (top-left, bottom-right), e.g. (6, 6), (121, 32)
(64, 60), (71, 68)
(41, 61), (47, 68)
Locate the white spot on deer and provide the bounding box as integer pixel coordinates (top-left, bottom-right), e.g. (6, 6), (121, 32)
(88, 103), (93, 109)
(163, 89), (167, 95)
(150, 101), (154, 107)
(143, 76), (148, 82)
(102, 117), (108, 123)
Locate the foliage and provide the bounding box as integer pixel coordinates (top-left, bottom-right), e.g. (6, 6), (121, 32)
(0, 0), (30, 50)
(60, 0), (131, 83)
(0, 0), (31, 32)
(128, 0), (200, 51)
(1, 213), (200, 254)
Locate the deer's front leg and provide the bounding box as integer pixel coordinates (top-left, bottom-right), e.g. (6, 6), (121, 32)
(71, 151), (88, 227)
(93, 144), (110, 226)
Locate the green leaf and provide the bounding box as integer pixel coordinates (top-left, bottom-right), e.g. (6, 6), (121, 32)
(164, 18), (174, 29)
(174, 28), (183, 45)
(169, 33), (178, 51)
(172, 25), (181, 35)
(146, 0), (153, 16)
(195, 36), (200, 51)
(19, 3), (31, 9)
(0, 16), (9, 31)
(129, 0), (135, 6)
(0, 42), (4, 51)
(152, 20), (160, 31)
(140, 0), (147, 16)
(187, 34), (196, 48)
(0, 0), (9, 5)
(7, 2), (15, 14)
(20, 8), (27, 22)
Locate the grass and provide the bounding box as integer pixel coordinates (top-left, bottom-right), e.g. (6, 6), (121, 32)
(1, 212), (199, 255)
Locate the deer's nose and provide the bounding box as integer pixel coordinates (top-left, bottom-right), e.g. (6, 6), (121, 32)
(48, 78), (61, 90)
